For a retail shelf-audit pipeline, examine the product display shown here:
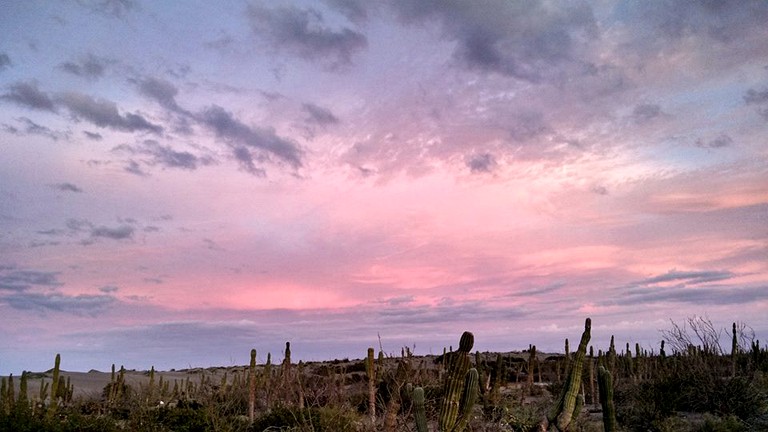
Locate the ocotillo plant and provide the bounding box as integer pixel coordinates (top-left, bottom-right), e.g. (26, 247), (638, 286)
(438, 331), (479, 432)
(540, 317), (591, 432)
(597, 365), (617, 432)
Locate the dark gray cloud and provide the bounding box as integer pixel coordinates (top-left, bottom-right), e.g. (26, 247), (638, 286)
(744, 88), (768, 120)
(615, 284), (768, 307)
(247, 4), (367, 68)
(1, 82), (56, 112)
(137, 140), (212, 170)
(57, 92), (163, 134)
(83, 131), (102, 140)
(0, 53), (10, 70)
(124, 160), (148, 176)
(7, 117), (69, 141)
(466, 153), (495, 173)
(199, 105), (302, 172)
(90, 224), (134, 240)
(0, 268), (62, 291)
(135, 76), (184, 112)
(60, 54), (109, 79)
(74, 0), (138, 18)
(389, 0), (597, 82)
(696, 134), (732, 149)
(622, 1), (768, 43)
(632, 103), (663, 124)
(99, 285), (119, 293)
(4, 292), (115, 315)
(638, 269), (736, 285)
(52, 182), (83, 193)
(323, 0), (370, 23)
(506, 111), (550, 142)
(744, 88), (768, 105)
(302, 103), (339, 125)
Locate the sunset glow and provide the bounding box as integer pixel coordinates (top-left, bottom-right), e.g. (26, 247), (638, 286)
(1, 1), (767, 374)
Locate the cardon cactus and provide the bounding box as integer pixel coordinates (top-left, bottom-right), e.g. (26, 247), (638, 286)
(438, 331), (479, 432)
(540, 318), (591, 432)
(597, 365), (617, 432)
(413, 386), (428, 432)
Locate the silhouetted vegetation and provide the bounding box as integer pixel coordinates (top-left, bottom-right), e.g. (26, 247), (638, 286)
(1, 316), (767, 431)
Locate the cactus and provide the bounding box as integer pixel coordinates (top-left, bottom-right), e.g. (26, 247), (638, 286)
(438, 331), (478, 432)
(18, 371), (28, 407)
(527, 344), (537, 395)
(48, 353), (60, 415)
(597, 365), (617, 432)
(413, 386), (428, 432)
(249, 348), (257, 422)
(540, 318), (591, 432)
(365, 347), (377, 424)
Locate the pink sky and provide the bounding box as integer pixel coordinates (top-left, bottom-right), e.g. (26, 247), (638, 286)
(1, 1), (767, 374)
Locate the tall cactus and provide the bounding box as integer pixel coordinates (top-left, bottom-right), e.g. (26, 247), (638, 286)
(540, 318), (591, 432)
(249, 348), (257, 422)
(413, 386), (428, 432)
(48, 353), (60, 415)
(597, 365), (617, 432)
(365, 347), (377, 425)
(438, 331), (478, 432)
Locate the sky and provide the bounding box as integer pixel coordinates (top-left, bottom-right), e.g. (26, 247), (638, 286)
(1, 0), (767, 374)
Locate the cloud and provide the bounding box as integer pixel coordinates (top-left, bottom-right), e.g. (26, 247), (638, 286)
(0, 268), (62, 292)
(199, 105), (303, 172)
(99, 285), (119, 293)
(696, 134), (732, 149)
(5, 117), (69, 141)
(638, 269), (736, 286)
(744, 87), (768, 120)
(465, 153), (495, 173)
(632, 103), (663, 124)
(389, 0), (597, 82)
(135, 76), (184, 112)
(4, 292), (115, 315)
(323, 0), (370, 23)
(0, 53), (10, 70)
(57, 92), (163, 134)
(60, 54), (109, 79)
(247, 4), (367, 69)
(1, 82), (56, 112)
(124, 160), (148, 176)
(122, 140), (212, 171)
(52, 182), (83, 193)
(744, 88), (768, 105)
(83, 131), (102, 140)
(302, 103), (339, 125)
(74, 0), (138, 18)
(90, 224), (134, 240)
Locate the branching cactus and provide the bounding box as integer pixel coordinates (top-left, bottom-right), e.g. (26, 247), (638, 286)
(540, 318), (591, 432)
(597, 365), (617, 432)
(438, 331), (478, 432)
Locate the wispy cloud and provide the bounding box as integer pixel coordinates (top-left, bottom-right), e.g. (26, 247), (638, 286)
(1, 82), (56, 112)
(247, 4), (367, 69)
(60, 54), (110, 79)
(199, 105), (302, 172)
(57, 92), (163, 134)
